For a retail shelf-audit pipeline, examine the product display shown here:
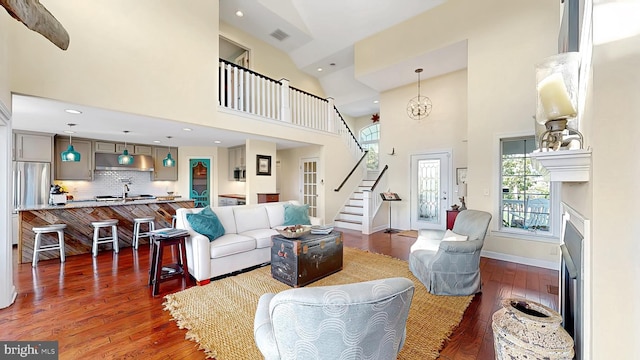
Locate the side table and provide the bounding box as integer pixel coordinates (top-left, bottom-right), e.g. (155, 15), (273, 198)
(149, 233), (192, 296)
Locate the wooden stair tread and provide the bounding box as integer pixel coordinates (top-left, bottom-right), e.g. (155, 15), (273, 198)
(334, 219), (362, 225)
(340, 211), (362, 216)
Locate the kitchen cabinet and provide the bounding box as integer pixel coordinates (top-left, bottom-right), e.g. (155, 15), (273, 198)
(14, 132), (53, 162)
(228, 145), (246, 181)
(134, 145), (152, 155)
(54, 137), (93, 180)
(94, 141), (116, 153)
(96, 142), (152, 155)
(153, 146), (178, 181)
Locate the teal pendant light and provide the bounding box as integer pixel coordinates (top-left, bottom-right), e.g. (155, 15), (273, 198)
(163, 136), (175, 167)
(118, 130), (134, 165)
(61, 123), (81, 162)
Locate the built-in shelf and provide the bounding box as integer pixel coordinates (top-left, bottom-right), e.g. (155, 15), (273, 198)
(530, 149), (591, 182)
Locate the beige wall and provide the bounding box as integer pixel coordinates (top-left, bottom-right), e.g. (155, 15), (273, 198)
(356, 0), (560, 266)
(219, 22), (325, 97)
(379, 69), (467, 229)
(0, 12), (10, 109)
(245, 139), (276, 205)
(8, 1), (219, 126)
(582, 28), (640, 357)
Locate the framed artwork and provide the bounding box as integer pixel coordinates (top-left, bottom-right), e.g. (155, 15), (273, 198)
(256, 155), (272, 176)
(456, 167), (467, 185)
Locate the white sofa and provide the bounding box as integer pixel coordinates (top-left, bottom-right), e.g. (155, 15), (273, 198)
(175, 201), (320, 283)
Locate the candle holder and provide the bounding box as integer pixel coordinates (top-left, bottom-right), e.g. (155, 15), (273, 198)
(538, 118), (584, 151)
(534, 52), (582, 151)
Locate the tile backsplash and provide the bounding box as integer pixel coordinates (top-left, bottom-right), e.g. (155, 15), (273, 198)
(56, 171), (177, 201)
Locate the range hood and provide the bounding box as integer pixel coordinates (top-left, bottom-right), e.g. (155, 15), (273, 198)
(94, 153), (154, 171)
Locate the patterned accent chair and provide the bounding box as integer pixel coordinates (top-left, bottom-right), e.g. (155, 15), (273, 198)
(254, 277), (415, 360)
(409, 209), (492, 296)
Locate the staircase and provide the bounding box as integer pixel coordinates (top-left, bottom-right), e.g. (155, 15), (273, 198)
(334, 179), (375, 231)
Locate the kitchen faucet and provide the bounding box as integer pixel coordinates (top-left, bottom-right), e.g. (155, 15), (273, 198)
(123, 183), (130, 199)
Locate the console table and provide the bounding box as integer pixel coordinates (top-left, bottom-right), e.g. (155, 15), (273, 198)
(447, 210), (460, 230)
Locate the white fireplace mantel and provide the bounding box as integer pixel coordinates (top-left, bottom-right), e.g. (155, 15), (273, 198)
(530, 149), (592, 182)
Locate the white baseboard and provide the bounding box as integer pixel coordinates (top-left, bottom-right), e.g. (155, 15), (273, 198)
(481, 250), (560, 270)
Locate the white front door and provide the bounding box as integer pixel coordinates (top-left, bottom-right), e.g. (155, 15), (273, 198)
(410, 152), (451, 230)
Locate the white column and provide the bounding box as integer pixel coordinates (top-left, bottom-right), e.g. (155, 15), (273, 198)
(279, 78), (291, 123)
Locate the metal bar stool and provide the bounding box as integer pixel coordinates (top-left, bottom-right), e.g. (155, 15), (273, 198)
(171, 215), (177, 228)
(91, 219), (119, 257)
(32, 224), (67, 267)
(133, 217), (155, 249)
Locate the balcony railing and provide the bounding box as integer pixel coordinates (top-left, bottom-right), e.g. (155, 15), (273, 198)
(218, 59), (362, 159)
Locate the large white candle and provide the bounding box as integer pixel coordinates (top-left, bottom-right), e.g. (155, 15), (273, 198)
(537, 72), (577, 120)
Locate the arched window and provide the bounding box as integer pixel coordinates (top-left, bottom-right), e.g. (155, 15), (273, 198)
(359, 123), (380, 170)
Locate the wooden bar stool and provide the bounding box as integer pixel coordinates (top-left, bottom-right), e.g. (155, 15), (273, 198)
(133, 217), (155, 249)
(91, 219), (119, 257)
(32, 224), (67, 267)
(149, 233), (191, 296)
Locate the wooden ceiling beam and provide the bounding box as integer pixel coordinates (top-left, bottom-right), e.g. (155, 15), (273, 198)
(1, 0), (69, 50)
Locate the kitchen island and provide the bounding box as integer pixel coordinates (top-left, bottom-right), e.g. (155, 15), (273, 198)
(17, 198), (195, 264)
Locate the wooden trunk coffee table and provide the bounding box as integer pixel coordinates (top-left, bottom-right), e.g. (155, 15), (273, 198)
(271, 231), (343, 287)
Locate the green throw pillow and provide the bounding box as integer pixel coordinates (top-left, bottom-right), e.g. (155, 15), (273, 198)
(186, 207), (225, 242)
(283, 203), (311, 226)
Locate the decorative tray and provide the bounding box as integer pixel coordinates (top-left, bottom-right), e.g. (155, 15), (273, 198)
(276, 225), (311, 239)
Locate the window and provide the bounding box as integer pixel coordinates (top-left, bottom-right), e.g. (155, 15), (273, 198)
(359, 124), (379, 170)
(500, 136), (552, 235)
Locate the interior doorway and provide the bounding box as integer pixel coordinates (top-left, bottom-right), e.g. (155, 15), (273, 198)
(220, 36), (250, 68)
(189, 158), (211, 208)
(410, 152), (451, 230)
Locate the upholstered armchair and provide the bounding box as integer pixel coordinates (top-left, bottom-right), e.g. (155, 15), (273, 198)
(409, 209), (492, 296)
(254, 277), (415, 360)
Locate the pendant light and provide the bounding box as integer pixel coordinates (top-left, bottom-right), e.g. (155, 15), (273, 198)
(118, 130), (134, 165)
(61, 123), (81, 162)
(406, 68), (433, 120)
(163, 136), (175, 167)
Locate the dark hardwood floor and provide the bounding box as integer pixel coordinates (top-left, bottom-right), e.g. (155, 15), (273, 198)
(3, 228), (558, 359)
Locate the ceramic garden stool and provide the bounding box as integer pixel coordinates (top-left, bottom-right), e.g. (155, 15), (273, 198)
(91, 219), (119, 257)
(133, 217), (155, 250)
(32, 224), (67, 267)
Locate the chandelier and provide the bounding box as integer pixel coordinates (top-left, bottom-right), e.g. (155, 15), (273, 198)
(406, 68), (432, 120)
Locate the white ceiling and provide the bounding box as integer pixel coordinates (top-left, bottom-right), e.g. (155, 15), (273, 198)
(11, 1), (468, 149)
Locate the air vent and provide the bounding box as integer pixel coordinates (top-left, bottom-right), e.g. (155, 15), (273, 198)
(270, 29), (289, 41)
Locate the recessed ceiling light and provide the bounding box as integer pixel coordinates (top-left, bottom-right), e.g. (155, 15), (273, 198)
(65, 109), (82, 114)
(317, 68), (323, 72)
(214, 140), (222, 144)
(235, 10), (244, 17)
(330, 63), (336, 66)
(153, 140), (161, 143)
(373, 100), (379, 104)
(182, 128), (192, 132)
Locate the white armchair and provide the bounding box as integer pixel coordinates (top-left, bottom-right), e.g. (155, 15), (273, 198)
(254, 277), (415, 360)
(409, 209), (492, 296)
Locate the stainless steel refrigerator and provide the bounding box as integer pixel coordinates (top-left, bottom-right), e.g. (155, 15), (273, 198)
(12, 161), (51, 211)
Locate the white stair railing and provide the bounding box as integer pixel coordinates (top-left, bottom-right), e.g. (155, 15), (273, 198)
(218, 59), (363, 160)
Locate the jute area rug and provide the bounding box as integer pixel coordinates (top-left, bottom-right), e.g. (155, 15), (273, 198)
(397, 230), (419, 238)
(163, 247), (473, 359)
